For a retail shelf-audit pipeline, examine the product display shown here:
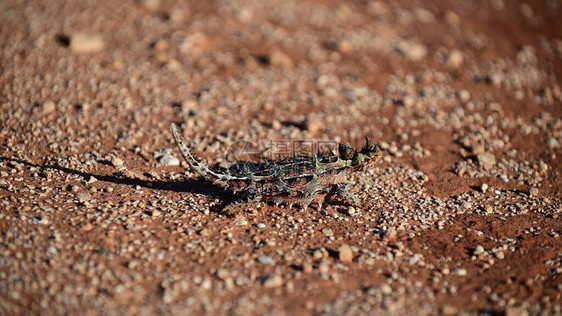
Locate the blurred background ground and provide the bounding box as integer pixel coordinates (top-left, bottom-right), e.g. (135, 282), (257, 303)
(1, 0), (561, 315)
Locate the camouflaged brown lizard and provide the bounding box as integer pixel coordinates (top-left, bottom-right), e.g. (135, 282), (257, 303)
(171, 123), (381, 215)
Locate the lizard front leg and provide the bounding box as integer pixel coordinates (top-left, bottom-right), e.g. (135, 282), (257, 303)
(325, 183), (360, 206)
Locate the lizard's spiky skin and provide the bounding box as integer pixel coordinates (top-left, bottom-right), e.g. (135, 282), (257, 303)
(171, 123), (381, 213)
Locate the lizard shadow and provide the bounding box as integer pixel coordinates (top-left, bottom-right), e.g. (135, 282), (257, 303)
(0, 156), (233, 210)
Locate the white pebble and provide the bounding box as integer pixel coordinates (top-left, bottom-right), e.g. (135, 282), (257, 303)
(160, 154), (180, 166)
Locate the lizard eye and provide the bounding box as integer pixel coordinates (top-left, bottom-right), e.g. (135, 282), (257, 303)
(338, 144), (356, 160)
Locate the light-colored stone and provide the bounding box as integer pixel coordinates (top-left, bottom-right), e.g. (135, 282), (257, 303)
(70, 33), (104, 54)
(442, 305), (458, 315)
(477, 152), (496, 167)
(303, 116), (322, 134)
(338, 244), (353, 263)
(141, 0), (160, 10)
(111, 156), (124, 167)
(322, 228), (333, 237)
(547, 138), (560, 148)
(396, 41), (427, 61)
(480, 183), (489, 192)
(444, 10), (461, 25)
(473, 245), (485, 255)
(160, 154), (180, 166)
(75, 192), (91, 203)
(42, 100), (56, 113)
(380, 283), (392, 295)
(453, 268), (467, 276)
(257, 256), (275, 265)
(447, 49), (463, 68)
(270, 50), (293, 68)
(262, 275), (283, 288)
(458, 90), (470, 103)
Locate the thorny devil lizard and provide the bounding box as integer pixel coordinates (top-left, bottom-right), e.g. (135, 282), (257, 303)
(171, 123), (382, 215)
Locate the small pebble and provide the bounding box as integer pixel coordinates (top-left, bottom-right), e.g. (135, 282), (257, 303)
(441, 305), (458, 315)
(322, 228), (333, 237)
(302, 262), (313, 274)
(141, 0), (160, 10)
(378, 142), (390, 150)
(318, 262), (329, 274)
(80, 223), (93, 231)
(160, 154), (180, 166)
(303, 116), (322, 134)
(403, 95), (416, 107)
(262, 275), (283, 288)
(111, 156), (124, 167)
(86, 176), (97, 184)
(70, 33), (104, 54)
(75, 192), (91, 203)
(471, 144), (485, 154)
(397, 41), (427, 61)
(257, 256), (275, 265)
(270, 50), (293, 68)
(447, 49), (463, 68)
(547, 138), (560, 148)
(477, 152), (496, 167)
(338, 244), (353, 263)
(42, 100), (56, 113)
(458, 90), (471, 103)
(529, 187), (538, 196)
(453, 268), (467, 276)
(473, 245), (485, 255)
(480, 183), (488, 192)
(380, 284), (392, 295)
(444, 10), (460, 25)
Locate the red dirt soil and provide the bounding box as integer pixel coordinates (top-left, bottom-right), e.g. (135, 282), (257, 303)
(1, 0), (561, 315)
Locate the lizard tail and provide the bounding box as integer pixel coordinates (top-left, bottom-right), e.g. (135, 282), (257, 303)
(170, 123), (240, 182)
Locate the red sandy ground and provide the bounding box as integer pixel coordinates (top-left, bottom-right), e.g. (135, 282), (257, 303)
(0, 0), (561, 315)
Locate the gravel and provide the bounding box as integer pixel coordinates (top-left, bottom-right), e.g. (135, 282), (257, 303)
(0, 1), (560, 315)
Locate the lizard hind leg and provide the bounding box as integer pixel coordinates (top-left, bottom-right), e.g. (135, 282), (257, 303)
(297, 196), (314, 212)
(316, 198), (323, 212)
(315, 185), (332, 212)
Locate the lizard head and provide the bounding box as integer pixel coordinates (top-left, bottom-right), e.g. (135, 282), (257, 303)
(339, 137), (382, 167)
(338, 143), (356, 160)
